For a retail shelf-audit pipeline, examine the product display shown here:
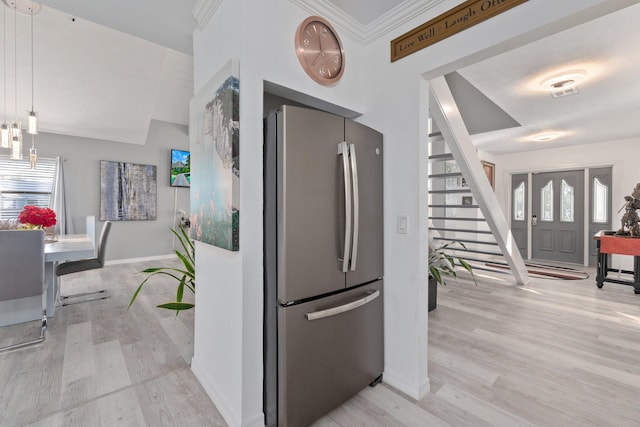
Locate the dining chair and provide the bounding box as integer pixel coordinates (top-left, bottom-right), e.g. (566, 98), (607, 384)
(0, 229), (47, 353)
(56, 221), (112, 306)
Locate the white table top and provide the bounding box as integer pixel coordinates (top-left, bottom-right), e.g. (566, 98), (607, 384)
(44, 234), (95, 262)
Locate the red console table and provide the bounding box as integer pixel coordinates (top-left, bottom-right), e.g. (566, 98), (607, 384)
(595, 230), (640, 294)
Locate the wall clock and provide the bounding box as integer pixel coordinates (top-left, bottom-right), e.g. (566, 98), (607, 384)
(295, 16), (345, 85)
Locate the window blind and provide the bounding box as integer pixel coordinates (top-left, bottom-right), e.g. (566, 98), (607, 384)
(0, 155), (57, 219)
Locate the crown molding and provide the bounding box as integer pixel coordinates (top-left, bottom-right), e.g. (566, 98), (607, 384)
(289, 0), (444, 45)
(192, 0), (223, 29)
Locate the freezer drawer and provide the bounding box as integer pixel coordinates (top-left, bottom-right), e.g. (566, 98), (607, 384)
(277, 280), (383, 427)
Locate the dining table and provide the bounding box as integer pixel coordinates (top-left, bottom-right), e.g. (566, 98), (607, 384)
(44, 234), (95, 317)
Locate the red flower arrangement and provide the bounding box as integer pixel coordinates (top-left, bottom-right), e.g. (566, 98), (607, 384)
(18, 205), (57, 229)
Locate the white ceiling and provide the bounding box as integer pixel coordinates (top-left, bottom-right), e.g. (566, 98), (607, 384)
(0, 0), (638, 152)
(459, 1), (640, 154)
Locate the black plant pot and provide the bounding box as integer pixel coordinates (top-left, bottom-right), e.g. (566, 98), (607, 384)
(428, 276), (437, 312)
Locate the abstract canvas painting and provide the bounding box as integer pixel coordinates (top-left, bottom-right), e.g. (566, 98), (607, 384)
(100, 160), (157, 221)
(189, 59), (239, 251)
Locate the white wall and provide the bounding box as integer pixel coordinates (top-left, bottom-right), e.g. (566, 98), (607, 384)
(31, 119), (189, 261)
(191, 0), (635, 426)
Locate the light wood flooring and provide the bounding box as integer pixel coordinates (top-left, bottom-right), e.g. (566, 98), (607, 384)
(2, 261), (640, 426)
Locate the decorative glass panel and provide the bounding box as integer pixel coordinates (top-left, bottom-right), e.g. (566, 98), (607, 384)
(593, 177), (608, 223)
(541, 180), (553, 222)
(513, 182), (525, 221)
(560, 179), (574, 222)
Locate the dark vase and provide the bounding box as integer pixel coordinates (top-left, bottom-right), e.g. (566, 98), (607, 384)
(428, 276), (437, 312)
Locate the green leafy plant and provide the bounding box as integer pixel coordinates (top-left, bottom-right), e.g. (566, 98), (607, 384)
(128, 226), (195, 313)
(429, 240), (476, 286)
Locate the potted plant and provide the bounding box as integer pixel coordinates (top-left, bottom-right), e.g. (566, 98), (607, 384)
(128, 226), (195, 313)
(429, 240), (476, 311)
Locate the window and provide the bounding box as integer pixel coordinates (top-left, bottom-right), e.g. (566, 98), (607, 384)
(593, 177), (608, 223)
(541, 180), (553, 221)
(560, 179), (574, 222)
(513, 181), (525, 221)
(0, 156), (57, 220)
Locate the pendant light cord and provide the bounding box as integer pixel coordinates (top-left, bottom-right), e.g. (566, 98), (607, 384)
(31, 0), (34, 111)
(3, 3), (6, 124)
(14, 1), (17, 123)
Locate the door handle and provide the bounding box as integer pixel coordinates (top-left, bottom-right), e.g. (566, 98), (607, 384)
(532, 215), (537, 226)
(305, 290), (380, 321)
(338, 142), (352, 273)
(349, 143), (359, 271)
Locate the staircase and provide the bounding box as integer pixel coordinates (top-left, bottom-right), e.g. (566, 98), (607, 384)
(429, 134), (511, 275)
(428, 76), (529, 285)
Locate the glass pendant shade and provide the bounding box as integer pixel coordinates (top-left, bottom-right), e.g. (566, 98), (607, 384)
(27, 110), (37, 134)
(29, 143), (36, 169)
(10, 121), (20, 137)
(11, 132), (22, 160)
(0, 124), (9, 148)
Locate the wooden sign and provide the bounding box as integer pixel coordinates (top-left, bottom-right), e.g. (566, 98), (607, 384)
(390, 0), (528, 62)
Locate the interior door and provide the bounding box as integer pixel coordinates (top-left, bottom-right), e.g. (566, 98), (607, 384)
(344, 119), (384, 287)
(277, 106), (347, 302)
(511, 173), (528, 258)
(532, 170), (584, 264)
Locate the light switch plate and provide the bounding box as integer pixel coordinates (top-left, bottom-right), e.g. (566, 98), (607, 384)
(397, 215), (408, 234)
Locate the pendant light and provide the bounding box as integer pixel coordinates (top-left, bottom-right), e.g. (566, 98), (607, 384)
(1, 0), (41, 161)
(0, 3), (9, 148)
(27, 0), (36, 135)
(27, 0), (36, 168)
(10, 0), (21, 160)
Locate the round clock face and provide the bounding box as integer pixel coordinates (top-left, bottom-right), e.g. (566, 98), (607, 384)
(295, 16), (345, 85)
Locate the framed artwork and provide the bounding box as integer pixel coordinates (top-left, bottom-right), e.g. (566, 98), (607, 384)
(170, 149), (191, 188)
(189, 59), (240, 251)
(482, 160), (495, 189)
(462, 196), (473, 206)
(100, 160), (157, 221)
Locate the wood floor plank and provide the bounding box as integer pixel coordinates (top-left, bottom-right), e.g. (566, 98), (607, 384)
(4, 260), (640, 426)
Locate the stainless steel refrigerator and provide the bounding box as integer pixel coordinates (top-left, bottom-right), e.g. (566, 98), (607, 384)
(264, 105), (384, 427)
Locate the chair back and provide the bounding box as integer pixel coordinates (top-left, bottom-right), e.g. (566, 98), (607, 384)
(0, 230), (45, 301)
(96, 221), (112, 268)
(86, 215), (97, 257)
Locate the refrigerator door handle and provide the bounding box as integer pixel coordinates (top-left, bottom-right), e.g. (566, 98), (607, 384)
(305, 290), (380, 321)
(349, 143), (359, 271)
(338, 142), (352, 273)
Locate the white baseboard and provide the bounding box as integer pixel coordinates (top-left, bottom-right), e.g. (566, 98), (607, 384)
(242, 412), (265, 427)
(105, 254), (176, 266)
(191, 357), (242, 427)
(382, 369), (430, 400)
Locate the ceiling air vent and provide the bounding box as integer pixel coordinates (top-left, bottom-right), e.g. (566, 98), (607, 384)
(551, 86), (579, 98)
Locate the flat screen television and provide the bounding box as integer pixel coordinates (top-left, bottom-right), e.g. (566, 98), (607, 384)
(170, 149), (191, 188)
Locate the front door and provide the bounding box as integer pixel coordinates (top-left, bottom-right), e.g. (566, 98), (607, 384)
(532, 170), (584, 264)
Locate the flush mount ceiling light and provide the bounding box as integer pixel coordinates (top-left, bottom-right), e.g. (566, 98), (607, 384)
(532, 132), (562, 142)
(540, 70), (587, 98)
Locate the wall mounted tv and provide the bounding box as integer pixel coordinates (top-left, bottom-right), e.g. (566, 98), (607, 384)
(170, 149), (191, 188)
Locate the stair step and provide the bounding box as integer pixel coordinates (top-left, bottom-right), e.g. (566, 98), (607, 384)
(428, 153), (454, 162)
(429, 216), (486, 222)
(428, 189), (471, 194)
(428, 172), (462, 179)
(447, 247), (503, 256)
(430, 227), (493, 234)
(432, 237), (498, 246)
(430, 204), (478, 209)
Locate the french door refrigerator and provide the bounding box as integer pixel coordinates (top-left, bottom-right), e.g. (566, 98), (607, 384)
(264, 105), (384, 427)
